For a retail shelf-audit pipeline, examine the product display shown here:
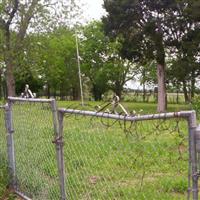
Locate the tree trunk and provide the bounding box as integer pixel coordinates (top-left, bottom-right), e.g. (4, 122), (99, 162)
(5, 60), (16, 97)
(60, 83), (65, 100)
(143, 83), (146, 102)
(157, 63), (167, 112)
(176, 90), (179, 104)
(53, 89), (57, 99)
(72, 87), (79, 100)
(183, 80), (189, 103)
(46, 83), (50, 98)
(5, 29), (16, 97)
(114, 81), (122, 99)
(60, 89), (64, 100)
(92, 85), (102, 101)
(142, 68), (146, 102)
(191, 71), (195, 99)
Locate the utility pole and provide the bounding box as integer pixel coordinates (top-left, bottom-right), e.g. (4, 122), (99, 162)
(75, 32), (84, 106)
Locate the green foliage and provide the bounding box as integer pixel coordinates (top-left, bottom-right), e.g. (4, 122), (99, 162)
(191, 95), (200, 118)
(15, 27), (79, 98)
(103, 0), (200, 104)
(39, 28), (78, 97)
(103, 0), (168, 64)
(0, 0), (82, 96)
(81, 21), (136, 99)
(81, 21), (111, 100)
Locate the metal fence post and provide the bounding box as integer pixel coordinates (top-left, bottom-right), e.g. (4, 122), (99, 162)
(5, 102), (16, 189)
(51, 100), (66, 200)
(188, 111), (198, 200)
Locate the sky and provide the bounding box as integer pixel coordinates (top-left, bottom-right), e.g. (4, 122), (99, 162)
(81, 0), (107, 23)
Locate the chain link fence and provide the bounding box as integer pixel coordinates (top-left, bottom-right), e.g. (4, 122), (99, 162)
(0, 98), (199, 200)
(0, 105), (9, 198)
(58, 105), (198, 200)
(6, 97), (62, 200)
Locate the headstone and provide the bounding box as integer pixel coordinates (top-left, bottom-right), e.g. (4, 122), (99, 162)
(21, 84), (36, 98)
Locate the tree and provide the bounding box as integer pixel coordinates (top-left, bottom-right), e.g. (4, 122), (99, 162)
(102, 0), (196, 112)
(104, 39), (135, 98)
(81, 21), (136, 100)
(137, 61), (157, 102)
(0, 0), (80, 96)
(165, 1), (200, 102)
(20, 27), (79, 99)
(80, 22), (110, 100)
(41, 28), (78, 99)
(0, 0), (40, 96)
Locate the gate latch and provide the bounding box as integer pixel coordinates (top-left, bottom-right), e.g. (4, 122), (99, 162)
(52, 136), (64, 145)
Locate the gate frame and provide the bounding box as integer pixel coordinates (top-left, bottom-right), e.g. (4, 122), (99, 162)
(6, 97), (66, 200)
(58, 108), (199, 200)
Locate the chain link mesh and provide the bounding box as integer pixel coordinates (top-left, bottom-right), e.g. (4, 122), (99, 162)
(0, 99), (196, 199)
(62, 107), (189, 200)
(11, 101), (59, 200)
(0, 106), (9, 198)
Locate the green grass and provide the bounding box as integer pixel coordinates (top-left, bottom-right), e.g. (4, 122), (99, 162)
(0, 110), (10, 199)
(63, 116), (188, 199)
(0, 101), (192, 199)
(57, 101), (190, 199)
(123, 92), (186, 104)
(57, 100), (190, 114)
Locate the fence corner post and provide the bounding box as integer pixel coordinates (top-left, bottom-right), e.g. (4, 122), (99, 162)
(5, 101), (16, 190)
(188, 111), (198, 200)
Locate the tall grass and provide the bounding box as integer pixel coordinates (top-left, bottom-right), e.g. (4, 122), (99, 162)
(63, 115), (189, 200)
(0, 101), (191, 199)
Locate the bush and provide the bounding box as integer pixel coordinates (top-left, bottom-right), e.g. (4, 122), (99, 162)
(191, 95), (200, 118)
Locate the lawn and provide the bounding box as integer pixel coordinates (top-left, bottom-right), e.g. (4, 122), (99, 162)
(57, 101), (190, 114)
(0, 101), (192, 199)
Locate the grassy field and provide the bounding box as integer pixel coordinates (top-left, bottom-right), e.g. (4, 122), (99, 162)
(0, 101), (192, 199)
(63, 117), (189, 199)
(61, 102), (190, 199)
(57, 101), (190, 114)
(123, 92), (186, 104)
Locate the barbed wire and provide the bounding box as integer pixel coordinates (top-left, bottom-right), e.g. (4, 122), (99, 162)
(62, 96), (186, 138)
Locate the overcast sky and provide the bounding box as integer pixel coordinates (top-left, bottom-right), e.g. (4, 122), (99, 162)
(81, 0), (107, 23)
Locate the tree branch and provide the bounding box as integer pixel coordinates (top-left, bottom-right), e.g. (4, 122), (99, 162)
(17, 0), (40, 42)
(6, 0), (19, 27)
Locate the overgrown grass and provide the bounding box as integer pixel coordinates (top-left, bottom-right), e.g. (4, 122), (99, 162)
(63, 115), (189, 199)
(57, 101), (190, 114)
(0, 109), (10, 199)
(0, 101), (192, 199)
(59, 101), (190, 199)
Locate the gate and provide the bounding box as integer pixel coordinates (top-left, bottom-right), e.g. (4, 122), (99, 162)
(58, 108), (199, 200)
(5, 97), (64, 200)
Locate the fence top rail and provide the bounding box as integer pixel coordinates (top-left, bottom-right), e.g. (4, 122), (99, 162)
(8, 96), (54, 103)
(58, 108), (195, 122)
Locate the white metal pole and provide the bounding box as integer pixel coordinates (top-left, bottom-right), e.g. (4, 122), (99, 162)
(75, 33), (84, 106)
